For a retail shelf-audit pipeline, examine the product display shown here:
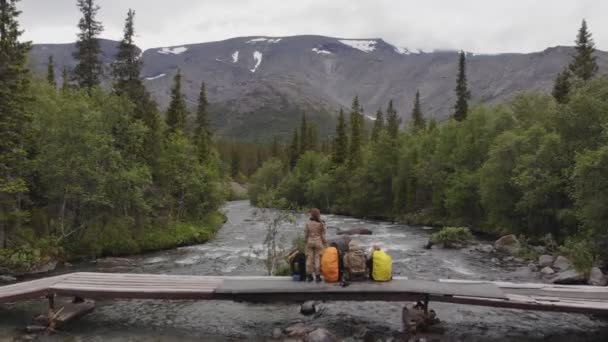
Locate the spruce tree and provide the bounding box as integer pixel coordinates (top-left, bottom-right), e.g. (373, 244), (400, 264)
(453, 51), (471, 121)
(73, 0), (104, 92)
(411, 90), (426, 131)
(299, 113), (309, 154)
(552, 69), (572, 104)
(195, 81), (211, 161)
(166, 70), (188, 133)
(46, 55), (56, 87)
(112, 9), (142, 98)
(371, 108), (384, 142)
(308, 123), (318, 151)
(270, 136), (282, 159)
(569, 19), (598, 81)
(333, 109), (348, 165)
(349, 96), (363, 165)
(61, 67), (70, 92)
(289, 128), (299, 169)
(0, 0), (32, 248)
(386, 100), (400, 141)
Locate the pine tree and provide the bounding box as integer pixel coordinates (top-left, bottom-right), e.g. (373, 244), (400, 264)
(0, 0), (32, 248)
(299, 113), (309, 154)
(386, 100), (400, 141)
(333, 109), (348, 165)
(166, 70), (188, 133)
(371, 108), (384, 142)
(552, 69), (572, 104)
(61, 67), (70, 92)
(230, 145), (241, 178)
(195, 81), (211, 161)
(289, 128), (299, 169)
(349, 96), (363, 165)
(453, 51), (471, 121)
(73, 0), (104, 92)
(308, 123), (318, 151)
(411, 90), (426, 131)
(569, 19), (598, 81)
(46, 55), (56, 87)
(270, 136), (282, 159)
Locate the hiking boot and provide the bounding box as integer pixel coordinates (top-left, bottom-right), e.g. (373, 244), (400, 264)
(306, 274), (314, 282)
(315, 275), (322, 283)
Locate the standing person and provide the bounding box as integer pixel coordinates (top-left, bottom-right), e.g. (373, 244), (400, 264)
(305, 208), (327, 282)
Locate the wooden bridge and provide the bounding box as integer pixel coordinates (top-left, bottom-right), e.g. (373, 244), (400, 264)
(2, 272), (608, 316)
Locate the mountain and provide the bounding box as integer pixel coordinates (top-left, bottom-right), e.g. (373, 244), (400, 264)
(28, 36), (608, 141)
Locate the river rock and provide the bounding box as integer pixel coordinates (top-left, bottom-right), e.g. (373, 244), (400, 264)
(286, 323), (314, 337)
(29, 260), (57, 274)
(588, 267), (608, 286)
(494, 235), (521, 255)
(478, 244), (495, 253)
(336, 228), (372, 236)
(300, 301), (316, 316)
(541, 267), (555, 275)
(272, 327), (283, 339)
(553, 256), (572, 271)
(538, 255), (554, 267)
(305, 328), (335, 342)
(528, 263), (538, 271)
(552, 270), (587, 285)
(503, 256), (515, 262)
(0, 275), (17, 283)
(532, 245), (547, 254)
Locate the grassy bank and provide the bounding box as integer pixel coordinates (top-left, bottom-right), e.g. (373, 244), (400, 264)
(0, 211), (226, 275)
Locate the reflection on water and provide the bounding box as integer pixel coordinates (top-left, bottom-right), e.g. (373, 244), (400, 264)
(0, 200), (607, 341)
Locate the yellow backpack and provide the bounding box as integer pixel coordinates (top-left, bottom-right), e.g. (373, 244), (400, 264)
(372, 250), (392, 281)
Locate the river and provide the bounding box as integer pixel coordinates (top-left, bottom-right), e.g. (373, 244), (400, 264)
(1, 200), (607, 341)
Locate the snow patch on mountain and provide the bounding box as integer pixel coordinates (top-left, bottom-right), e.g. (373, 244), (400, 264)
(158, 46), (188, 55)
(312, 48), (332, 55)
(394, 46), (412, 55)
(251, 51), (263, 72)
(232, 51), (239, 63)
(145, 73), (166, 81)
(247, 37), (282, 44)
(339, 39), (377, 52)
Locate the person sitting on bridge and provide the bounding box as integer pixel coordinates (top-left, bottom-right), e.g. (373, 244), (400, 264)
(287, 249), (306, 281)
(321, 242), (343, 283)
(367, 245), (393, 282)
(343, 240), (368, 281)
(305, 208), (327, 283)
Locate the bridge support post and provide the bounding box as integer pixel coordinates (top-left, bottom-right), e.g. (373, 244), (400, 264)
(46, 293), (56, 332)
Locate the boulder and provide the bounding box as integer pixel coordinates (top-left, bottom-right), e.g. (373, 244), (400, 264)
(29, 260), (57, 274)
(514, 257), (524, 263)
(538, 255), (554, 268)
(528, 263), (538, 271)
(336, 228), (373, 236)
(494, 235), (521, 255)
(552, 270), (587, 285)
(588, 267), (608, 287)
(300, 301), (316, 316)
(541, 267), (555, 275)
(532, 245), (547, 255)
(272, 327), (283, 339)
(478, 245), (495, 253)
(0, 275), (17, 283)
(503, 256), (515, 262)
(553, 256), (572, 271)
(305, 328), (335, 342)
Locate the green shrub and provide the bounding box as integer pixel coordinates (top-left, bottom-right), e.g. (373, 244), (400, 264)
(430, 227), (474, 248)
(562, 236), (595, 273)
(273, 263), (291, 276)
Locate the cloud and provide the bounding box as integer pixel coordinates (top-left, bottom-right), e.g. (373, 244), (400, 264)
(18, 0), (608, 53)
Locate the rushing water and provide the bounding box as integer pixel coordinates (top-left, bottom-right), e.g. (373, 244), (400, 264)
(1, 200), (607, 341)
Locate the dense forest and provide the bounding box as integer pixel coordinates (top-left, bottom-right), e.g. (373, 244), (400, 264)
(0, 0), (225, 272)
(249, 20), (608, 271)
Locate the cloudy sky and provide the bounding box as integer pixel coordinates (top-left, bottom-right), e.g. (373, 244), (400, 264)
(18, 0), (607, 53)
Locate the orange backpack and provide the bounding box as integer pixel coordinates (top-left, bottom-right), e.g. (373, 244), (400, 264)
(321, 246), (339, 282)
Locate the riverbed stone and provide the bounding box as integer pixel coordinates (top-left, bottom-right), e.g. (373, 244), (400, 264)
(538, 255), (554, 267)
(503, 256), (515, 262)
(553, 256), (572, 271)
(305, 328), (335, 342)
(300, 301), (316, 315)
(494, 235), (521, 255)
(286, 323), (314, 337)
(478, 245), (495, 253)
(272, 327), (283, 339)
(528, 263), (538, 271)
(552, 270), (586, 285)
(541, 267), (555, 275)
(588, 267), (608, 286)
(532, 245), (547, 254)
(0, 275), (17, 283)
(28, 260), (57, 274)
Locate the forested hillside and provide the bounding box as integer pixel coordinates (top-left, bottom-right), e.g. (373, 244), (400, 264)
(249, 21), (608, 272)
(0, 0), (225, 273)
